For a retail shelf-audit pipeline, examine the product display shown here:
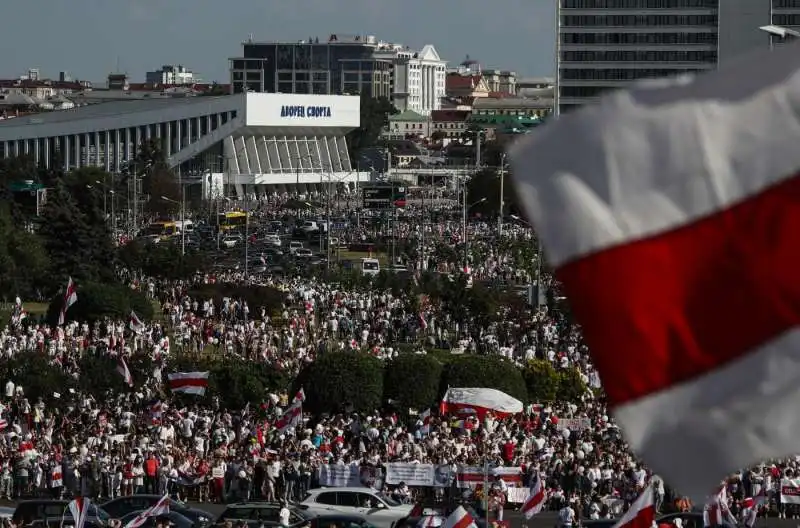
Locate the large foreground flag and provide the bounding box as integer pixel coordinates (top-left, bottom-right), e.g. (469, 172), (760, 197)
(167, 371), (209, 396)
(612, 485), (655, 528)
(58, 277), (78, 326)
(521, 474), (546, 519)
(66, 497), (91, 528)
(509, 41), (800, 500)
(123, 493), (170, 528)
(441, 506), (476, 528)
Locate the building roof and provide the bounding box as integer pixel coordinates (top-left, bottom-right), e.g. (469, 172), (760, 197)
(445, 74), (482, 92)
(389, 109), (427, 122)
(472, 97), (553, 110)
(431, 110), (470, 122)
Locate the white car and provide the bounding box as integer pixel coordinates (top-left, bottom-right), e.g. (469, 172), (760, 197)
(222, 235), (241, 248)
(264, 234), (282, 247)
(300, 488), (413, 528)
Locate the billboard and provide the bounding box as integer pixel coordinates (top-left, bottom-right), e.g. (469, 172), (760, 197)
(244, 93), (360, 128)
(362, 185), (406, 209)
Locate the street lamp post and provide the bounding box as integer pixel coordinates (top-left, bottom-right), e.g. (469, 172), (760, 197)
(463, 193), (487, 273)
(498, 153), (507, 236)
(511, 214), (543, 306)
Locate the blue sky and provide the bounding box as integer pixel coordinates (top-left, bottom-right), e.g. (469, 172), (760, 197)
(6, 0), (555, 84)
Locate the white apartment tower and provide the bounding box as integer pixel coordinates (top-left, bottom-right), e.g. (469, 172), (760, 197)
(557, 0), (798, 114)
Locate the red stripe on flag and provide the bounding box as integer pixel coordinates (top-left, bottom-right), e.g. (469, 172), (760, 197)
(618, 505), (655, 528)
(451, 512), (474, 528)
(169, 379), (208, 389)
(556, 173), (800, 407)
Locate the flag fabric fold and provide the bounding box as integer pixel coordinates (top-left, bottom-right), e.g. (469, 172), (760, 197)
(441, 505), (476, 528)
(123, 493), (170, 528)
(66, 497), (90, 528)
(117, 357), (133, 387)
(509, 40), (800, 500)
(521, 474), (546, 519)
(167, 371), (209, 396)
(129, 310), (144, 332)
(612, 485), (655, 528)
(58, 277), (77, 326)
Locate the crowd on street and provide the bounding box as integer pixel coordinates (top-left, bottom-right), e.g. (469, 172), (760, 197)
(0, 192), (786, 528)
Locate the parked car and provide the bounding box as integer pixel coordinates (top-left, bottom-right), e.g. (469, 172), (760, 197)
(309, 514), (378, 528)
(215, 502), (310, 528)
(289, 241), (304, 254)
(222, 235), (241, 248)
(118, 511), (195, 528)
(102, 495), (213, 527)
(13, 500), (111, 527)
(294, 248), (313, 258)
(300, 488), (414, 528)
(0, 507), (14, 520)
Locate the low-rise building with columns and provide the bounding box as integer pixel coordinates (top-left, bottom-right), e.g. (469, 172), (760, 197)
(0, 92), (369, 197)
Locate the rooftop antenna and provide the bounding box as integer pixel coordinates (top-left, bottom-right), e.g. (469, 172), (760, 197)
(248, 33), (254, 43)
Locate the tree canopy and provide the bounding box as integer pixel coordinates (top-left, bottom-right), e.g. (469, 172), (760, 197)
(346, 95), (398, 158)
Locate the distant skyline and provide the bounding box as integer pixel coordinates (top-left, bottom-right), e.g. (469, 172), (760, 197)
(2, 0), (555, 84)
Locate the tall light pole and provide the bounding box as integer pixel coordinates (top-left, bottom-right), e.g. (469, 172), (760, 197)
(95, 180), (108, 218)
(511, 214), (543, 306)
(463, 195), (487, 272)
(498, 153), (507, 236)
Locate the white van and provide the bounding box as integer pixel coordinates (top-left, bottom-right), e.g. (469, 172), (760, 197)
(361, 258), (380, 277)
(174, 220), (194, 233)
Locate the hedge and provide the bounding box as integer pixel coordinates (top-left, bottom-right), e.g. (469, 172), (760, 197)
(46, 281), (154, 326)
(383, 354), (443, 412)
(0, 355), (73, 404)
(302, 351), (384, 414)
(440, 355), (528, 404)
(524, 359), (560, 402)
(557, 367), (587, 402)
(186, 283), (285, 315)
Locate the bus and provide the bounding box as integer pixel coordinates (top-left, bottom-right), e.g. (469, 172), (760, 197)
(217, 211), (248, 232)
(142, 220), (178, 238)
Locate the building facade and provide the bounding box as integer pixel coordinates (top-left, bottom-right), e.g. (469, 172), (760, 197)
(0, 93), (367, 196)
(557, 0), (800, 113)
(481, 70), (518, 94)
(384, 110), (430, 139)
(229, 35), (394, 99)
(145, 65), (200, 86)
(376, 44), (447, 114)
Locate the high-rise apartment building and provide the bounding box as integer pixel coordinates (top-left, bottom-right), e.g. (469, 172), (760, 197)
(557, 0), (798, 114)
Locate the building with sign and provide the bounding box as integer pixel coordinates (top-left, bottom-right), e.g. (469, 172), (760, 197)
(0, 92), (367, 196)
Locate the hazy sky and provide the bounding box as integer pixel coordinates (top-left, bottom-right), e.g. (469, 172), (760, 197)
(5, 0), (556, 84)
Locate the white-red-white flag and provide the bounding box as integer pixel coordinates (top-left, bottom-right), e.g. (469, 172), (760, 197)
(419, 408), (431, 436)
(509, 41), (800, 500)
(293, 388), (306, 403)
(167, 371), (209, 396)
(117, 357), (133, 387)
(58, 277), (78, 325)
(129, 310), (144, 332)
(703, 486), (736, 527)
(66, 497), (90, 528)
(275, 399), (302, 434)
(441, 506), (476, 528)
(123, 493), (170, 528)
(612, 485), (655, 528)
(521, 475), (546, 519)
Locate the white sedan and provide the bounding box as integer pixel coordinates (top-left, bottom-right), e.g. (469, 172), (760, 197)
(300, 488), (413, 528)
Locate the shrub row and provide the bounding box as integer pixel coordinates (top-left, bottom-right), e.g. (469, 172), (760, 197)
(45, 281), (154, 326)
(2, 351), (586, 413)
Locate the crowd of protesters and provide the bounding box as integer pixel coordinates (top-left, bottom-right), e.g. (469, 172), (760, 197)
(0, 191), (787, 528)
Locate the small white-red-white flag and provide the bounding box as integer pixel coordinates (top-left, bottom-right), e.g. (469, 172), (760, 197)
(441, 506), (476, 528)
(66, 497), (90, 528)
(521, 475), (546, 519)
(58, 277), (78, 326)
(612, 484), (655, 528)
(293, 388), (306, 403)
(129, 310), (144, 332)
(275, 399), (302, 434)
(50, 466), (62, 488)
(509, 41), (800, 500)
(419, 408), (431, 436)
(117, 357), (133, 387)
(703, 486), (736, 528)
(123, 493), (171, 528)
(167, 371), (209, 396)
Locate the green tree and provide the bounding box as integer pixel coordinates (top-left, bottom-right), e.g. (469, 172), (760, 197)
(557, 367), (588, 402)
(302, 351), (384, 414)
(46, 282), (154, 326)
(134, 139), (180, 217)
(0, 205), (48, 299)
(346, 95), (398, 158)
(383, 354), (443, 412)
(38, 180), (98, 287)
(524, 359), (560, 402)
(441, 356), (528, 403)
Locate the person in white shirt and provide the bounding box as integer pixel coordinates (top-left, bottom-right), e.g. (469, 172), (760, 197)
(559, 503), (576, 528)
